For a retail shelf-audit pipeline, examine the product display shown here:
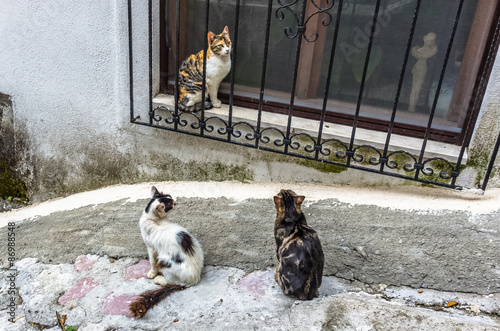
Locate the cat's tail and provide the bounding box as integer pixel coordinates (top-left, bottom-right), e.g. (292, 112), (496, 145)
(129, 284), (185, 318)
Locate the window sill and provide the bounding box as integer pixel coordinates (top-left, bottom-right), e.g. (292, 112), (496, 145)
(153, 94), (467, 163)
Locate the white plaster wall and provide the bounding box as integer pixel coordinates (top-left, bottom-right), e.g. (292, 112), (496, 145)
(0, 0), (499, 201)
(0, 0), (160, 144)
(472, 49), (500, 144)
(0, 1), (119, 149)
(0, 0), (150, 198)
(0, 0), (278, 201)
(469, 49), (500, 188)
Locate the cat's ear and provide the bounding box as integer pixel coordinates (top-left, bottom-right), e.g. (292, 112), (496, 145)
(296, 195), (305, 205)
(222, 25), (229, 37)
(151, 186), (160, 198)
(207, 31), (216, 44)
(273, 195), (283, 208)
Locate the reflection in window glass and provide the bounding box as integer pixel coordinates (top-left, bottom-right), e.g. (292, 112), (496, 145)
(318, 0), (478, 125)
(168, 0), (481, 138)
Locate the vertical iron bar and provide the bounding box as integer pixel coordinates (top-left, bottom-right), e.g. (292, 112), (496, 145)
(285, 0), (308, 154)
(128, 0), (135, 122)
(380, 0), (421, 172)
(481, 131), (500, 191)
(255, 0), (274, 149)
(452, 15), (500, 188)
(347, 0), (382, 166)
(174, 0), (180, 131)
(228, 0), (241, 142)
(200, 0), (210, 136)
(148, 0), (153, 124)
(415, 0), (464, 180)
(315, 0), (344, 160)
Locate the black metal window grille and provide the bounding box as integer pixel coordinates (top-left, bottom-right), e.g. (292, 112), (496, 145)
(128, 0), (500, 191)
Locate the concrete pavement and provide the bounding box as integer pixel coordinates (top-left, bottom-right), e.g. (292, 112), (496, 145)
(1, 181), (499, 330)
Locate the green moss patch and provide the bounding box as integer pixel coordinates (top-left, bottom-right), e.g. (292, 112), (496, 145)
(297, 159), (347, 174)
(0, 160), (27, 200)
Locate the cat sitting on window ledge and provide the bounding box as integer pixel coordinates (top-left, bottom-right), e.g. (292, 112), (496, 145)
(177, 26), (232, 112)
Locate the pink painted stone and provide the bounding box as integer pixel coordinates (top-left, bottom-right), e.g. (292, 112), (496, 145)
(101, 292), (139, 317)
(238, 270), (275, 299)
(74, 255), (97, 273)
(58, 277), (99, 305)
(125, 260), (151, 280)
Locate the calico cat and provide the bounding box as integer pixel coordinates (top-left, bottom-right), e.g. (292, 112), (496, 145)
(273, 189), (324, 300)
(129, 186), (204, 318)
(177, 26), (232, 112)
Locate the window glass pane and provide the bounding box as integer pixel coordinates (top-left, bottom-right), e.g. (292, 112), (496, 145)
(165, 0), (486, 143)
(316, 0), (478, 129)
(182, 0), (302, 97)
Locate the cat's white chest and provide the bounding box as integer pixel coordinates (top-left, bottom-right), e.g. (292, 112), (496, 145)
(206, 55), (231, 84)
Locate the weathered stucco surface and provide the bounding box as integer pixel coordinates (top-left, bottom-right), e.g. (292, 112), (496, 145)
(6, 198), (499, 294)
(2, 181), (500, 296)
(468, 52), (500, 188)
(0, 1), (498, 202)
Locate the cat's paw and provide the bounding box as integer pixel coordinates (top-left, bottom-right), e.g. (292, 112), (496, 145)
(147, 269), (158, 279)
(154, 275), (168, 286)
(212, 100), (222, 108)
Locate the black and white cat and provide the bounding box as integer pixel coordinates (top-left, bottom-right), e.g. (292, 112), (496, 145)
(129, 186), (204, 318)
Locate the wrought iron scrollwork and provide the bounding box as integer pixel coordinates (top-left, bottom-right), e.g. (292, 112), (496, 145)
(152, 106), (189, 127)
(276, 0), (335, 42)
(259, 127), (282, 145)
(199, 116), (228, 133)
(319, 138), (349, 159)
(289, 132), (316, 151)
(150, 107), (164, 122)
(149, 105), (460, 185)
(276, 0), (301, 39)
(229, 121), (253, 139)
(420, 157), (458, 180)
(129, 0), (472, 190)
(384, 151), (417, 171)
(303, 0), (335, 42)
(351, 145), (382, 164)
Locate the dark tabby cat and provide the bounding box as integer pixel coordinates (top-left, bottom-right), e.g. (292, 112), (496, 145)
(273, 189), (324, 300)
(178, 26), (232, 112)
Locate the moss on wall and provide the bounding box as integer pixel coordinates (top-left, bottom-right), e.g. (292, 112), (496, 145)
(296, 159), (347, 174)
(13, 114), (499, 203)
(0, 160), (27, 200)
(466, 150), (497, 187)
(0, 93), (28, 201)
(466, 102), (500, 187)
(32, 144), (254, 201)
(185, 161), (253, 182)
